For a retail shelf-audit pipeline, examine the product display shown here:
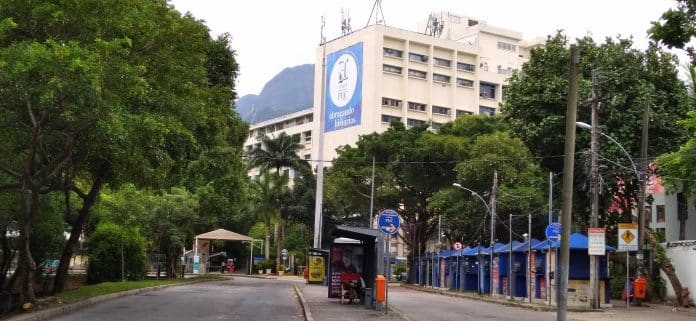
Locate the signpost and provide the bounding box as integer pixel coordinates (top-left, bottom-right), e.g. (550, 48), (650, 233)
(618, 223), (638, 309)
(378, 209), (400, 315)
(544, 222), (561, 305)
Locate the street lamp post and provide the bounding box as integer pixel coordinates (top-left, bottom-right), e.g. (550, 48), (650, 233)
(576, 121), (643, 307)
(453, 183), (494, 297)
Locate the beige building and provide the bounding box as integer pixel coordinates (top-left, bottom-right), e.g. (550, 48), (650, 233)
(244, 12), (541, 257)
(312, 12), (542, 160)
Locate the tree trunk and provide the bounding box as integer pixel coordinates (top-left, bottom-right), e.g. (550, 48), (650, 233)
(0, 229), (14, 289)
(646, 229), (686, 306)
(264, 225), (270, 259)
(53, 171), (105, 294)
(17, 173), (39, 304)
(274, 223), (280, 267)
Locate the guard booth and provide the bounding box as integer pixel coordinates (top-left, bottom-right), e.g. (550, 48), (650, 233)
(328, 226), (385, 307)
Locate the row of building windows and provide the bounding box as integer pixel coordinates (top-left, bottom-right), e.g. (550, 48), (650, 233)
(384, 47), (477, 73)
(249, 114), (313, 138)
(383, 97), (452, 116)
(388, 64), (477, 88)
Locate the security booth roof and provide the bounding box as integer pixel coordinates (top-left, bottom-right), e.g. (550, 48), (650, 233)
(195, 229), (253, 241)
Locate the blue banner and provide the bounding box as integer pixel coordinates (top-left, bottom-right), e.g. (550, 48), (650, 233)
(324, 42), (363, 132)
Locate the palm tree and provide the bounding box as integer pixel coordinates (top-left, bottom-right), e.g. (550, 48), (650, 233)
(253, 171), (289, 259)
(248, 132), (310, 268)
(248, 132), (307, 175)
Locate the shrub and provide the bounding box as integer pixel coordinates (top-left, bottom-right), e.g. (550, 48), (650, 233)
(87, 223), (147, 284)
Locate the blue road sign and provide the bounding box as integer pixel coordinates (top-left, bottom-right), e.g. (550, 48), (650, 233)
(378, 209), (401, 235)
(545, 222), (562, 242)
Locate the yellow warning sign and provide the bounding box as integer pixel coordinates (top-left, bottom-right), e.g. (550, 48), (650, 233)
(618, 223), (638, 251)
(621, 230), (635, 245)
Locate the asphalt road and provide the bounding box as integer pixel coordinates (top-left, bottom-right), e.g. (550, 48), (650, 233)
(49, 277), (304, 321)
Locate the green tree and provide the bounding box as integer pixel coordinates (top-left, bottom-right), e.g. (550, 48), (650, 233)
(0, 0), (247, 298)
(86, 222), (147, 284)
(248, 132), (308, 174)
(326, 122), (465, 274)
(649, 0), (696, 63)
(503, 33), (690, 226)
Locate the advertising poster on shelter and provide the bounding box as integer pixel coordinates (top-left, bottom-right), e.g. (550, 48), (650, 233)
(329, 245), (364, 298)
(308, 255), (325, 283)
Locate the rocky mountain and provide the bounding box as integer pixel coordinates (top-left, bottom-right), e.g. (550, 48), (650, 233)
(235, 64), (315, 124)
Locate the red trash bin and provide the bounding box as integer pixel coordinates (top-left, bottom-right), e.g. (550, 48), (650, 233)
(633, 277), (647, 299)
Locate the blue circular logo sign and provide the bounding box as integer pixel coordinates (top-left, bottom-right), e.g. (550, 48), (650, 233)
(378, 209), (401, 235)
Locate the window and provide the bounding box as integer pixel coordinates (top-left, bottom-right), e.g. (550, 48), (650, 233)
(456, 78), (474, 88)
(307, 115), (313, 122)
(303, 130), (312, 142)
(497, 65), (513, 76)
(407, 118), (427, 126)
(407, 102), (426, 112)
(497, 41), (517, 52)
(432, 106), (450, 115)
(408, 52), (428, 63)
(434, 57), (451, 68)
(656, 205), (665, 223)
(431, 122), (444, 130)
(408, 69), (427, 79)
(480, 82), (496, 99)
(304, 154), (311, 160)
(381, 114), (402, 123)
(457, 62), (475, 72)
(382, 97), (403, 108)
(433, 73), (450, 83)
(468, 19), (478, 26)
(479, 106), (496, 116)
(295, 117), (304, 125)
(384, 47), (403, 58)
(456, 110), (473, 117)
(383, 64), (402, 74)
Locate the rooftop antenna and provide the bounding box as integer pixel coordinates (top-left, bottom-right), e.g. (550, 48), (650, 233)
(366, 0), (386, 27)
(341, 8), (352, 36)
(425, 12), (444, 38)
(320, 15), (326, 45)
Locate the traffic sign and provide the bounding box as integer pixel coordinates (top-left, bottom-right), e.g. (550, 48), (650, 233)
(545, 222), (562, 242)
(378, 209), (401, 235)
(618, 223), (638, 251)
(588, 227), (606, 255)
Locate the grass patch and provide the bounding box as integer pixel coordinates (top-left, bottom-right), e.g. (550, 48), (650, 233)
(56, 275), (224, 303)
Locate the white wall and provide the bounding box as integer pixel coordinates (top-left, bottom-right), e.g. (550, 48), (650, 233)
(660, 241), (696, 304)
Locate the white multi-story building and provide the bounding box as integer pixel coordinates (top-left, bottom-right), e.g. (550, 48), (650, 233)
(312, 12), (542, 160)
(244, 12), (541, 257)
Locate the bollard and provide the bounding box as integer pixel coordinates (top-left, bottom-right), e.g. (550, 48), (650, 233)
(375, 275), (386, 302)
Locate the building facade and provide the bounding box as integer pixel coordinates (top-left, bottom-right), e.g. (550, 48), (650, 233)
(312, 12), (541, 160)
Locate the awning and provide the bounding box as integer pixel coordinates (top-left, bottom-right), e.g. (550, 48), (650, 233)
(195, 229), (253, 241)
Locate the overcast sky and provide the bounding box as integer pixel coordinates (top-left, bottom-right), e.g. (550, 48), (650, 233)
(168, 0), (676, 98)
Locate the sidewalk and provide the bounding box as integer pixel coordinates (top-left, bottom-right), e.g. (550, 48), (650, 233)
(400, 284), (696, 321)
(294, 282), (405, 321)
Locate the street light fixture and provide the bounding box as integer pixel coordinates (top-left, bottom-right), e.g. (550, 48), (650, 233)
(575, 122), (640, 179)
(452, 183), (495, 297)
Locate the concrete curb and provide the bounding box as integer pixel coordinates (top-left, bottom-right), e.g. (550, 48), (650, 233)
(4, 278), (223, 321)
(293, 284), (314, 321)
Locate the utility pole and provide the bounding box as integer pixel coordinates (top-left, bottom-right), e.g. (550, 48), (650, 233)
(528, 213), (532, 303)
(558, 45), (580, 321)
(589, 69), (600, 309)
(313, 17), (327, 248)
(369, 157), (375, 228)
(490, 171), (498, 297)
(636, 99), (649, 300)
